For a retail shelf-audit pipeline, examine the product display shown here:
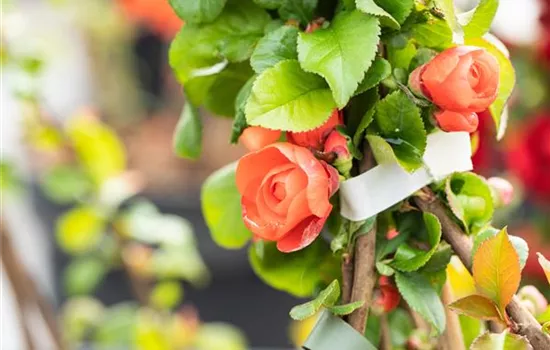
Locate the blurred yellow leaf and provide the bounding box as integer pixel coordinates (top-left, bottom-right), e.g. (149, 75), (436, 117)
(135, 309), (170, 350)
(472, 228), (520, 312)
(537, 253), (550, 286)
(446, 256), (476, 301)
(289, 314), (318, 348)
(56, 206), (105, 254)
(66, 113), (126, 185)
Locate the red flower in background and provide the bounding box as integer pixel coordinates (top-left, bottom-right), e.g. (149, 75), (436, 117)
(506, 115), (550, 201)
(517, 225), (550, 281)
(472, 110), (495, 174)
(118, 0), (183, 39)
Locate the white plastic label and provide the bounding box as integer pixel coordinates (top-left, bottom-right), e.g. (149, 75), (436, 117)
(339, 131), (472, 221)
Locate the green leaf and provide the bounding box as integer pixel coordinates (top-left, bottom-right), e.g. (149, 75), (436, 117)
(201, 163), (252, 248)
(433, 0), (462, 38)
(278, 0), (318, 25)
(346, 88), (379, 139)
(64, 257), (106, 296)
(420, 243), (453, 273)
(391, 212), (442, 272)
(231, 76), (256, 143)
(149, 281), (184, 310)
(387, 40), (417, 70)
(173, 102), (202, 159)
(366, 134), (399, 164)
(412, 15), (453, 50)
(41, 165), (93, 204)
(246, 60), (336, 132)
(388, 309), (414, 347)
(465, 37), (515, 140)
(289, 280), (340, 320)
(473, 228), (529, 270)
(355, 0), (400, 29)
(445, 173), (494, 235)
(354, 57), (391, 96)
(253, 0), (282, 9)
(297, 10), (381, 108)
(328, 300), (364, 316)
(203, 62), (254, 117)
(195, 323), (247, 350)
(169, 0), (228, 24)
(459, 315), (485, 348)
(459, 0), (499, 39)
(373, 0), (414, 24)
(94, 303), (137, 345)
(249, 239), (337, 298)
(448, 295), (504, 322)
(353, 107), (375, 146)
(373, 91), (427, 172)
(56, 206), (105, 255)
(250, 25), (299, 74)
(0, 161), (23, 195)
(470, 331), (531, 350)
(395, 271), (446, 334)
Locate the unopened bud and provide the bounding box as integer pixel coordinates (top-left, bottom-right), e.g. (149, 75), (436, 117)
(488, 177), (514, 207)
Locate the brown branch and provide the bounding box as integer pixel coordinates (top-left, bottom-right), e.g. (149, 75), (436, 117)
(379, 313), (392, 350)
(1, 221), (63, 349)
(414, 187), (550, 349)
(438, 282), (465, 350)
(341, 252), (353, 305)
(347, 224), (377, 333)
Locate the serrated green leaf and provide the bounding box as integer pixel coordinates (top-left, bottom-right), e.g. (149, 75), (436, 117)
(420, 243), (453, 273)
(201, 163), (252, 249)
(173, 102), (202, 159)
(412, 15), (453, 50)
(355, 0), (400, 29)
(328, 300), (364, 316)
(203, 62), (254, 117)
(353, 107), (375, 146)
(473, 228), (529, 270)
(374, 0), (414, 24)
(246, 59), (336, 131)
(354, 57), (391, 96)
(448, 295), (504, 322)
(169, 0), (228, 24)
(249, 239), (337, 298)
(445, 172), (494, 235)
(422, 268), (447, 294)
(387, 40), (417, 71)
(346, 88), (379, 138)
(278, 0), (318, 25)
(231, 76), (256, 143)
(395, 271), (446, 334)
(251, 25), (298, 74)
(391, 212), (442, 272)
(297, 10), (380, 108)
(374, 91), (427, 172)
(470, 331), (531, 350)
(465, 37), (515, 140)
(64, 257), (106, 296)
(459, 0), (498, 39)
(290, 280), (340, 320)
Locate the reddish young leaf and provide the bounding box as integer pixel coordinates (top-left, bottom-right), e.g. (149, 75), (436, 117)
(472, 228), (521, 312)
(448, 294), (504, 323)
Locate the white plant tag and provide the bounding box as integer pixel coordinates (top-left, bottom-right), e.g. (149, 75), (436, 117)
(339, 131), (472, 221)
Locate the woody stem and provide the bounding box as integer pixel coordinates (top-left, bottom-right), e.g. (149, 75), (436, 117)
(414, 187), (550, 349)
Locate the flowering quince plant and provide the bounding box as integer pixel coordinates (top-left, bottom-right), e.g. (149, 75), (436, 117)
(167, 0), (550, 348)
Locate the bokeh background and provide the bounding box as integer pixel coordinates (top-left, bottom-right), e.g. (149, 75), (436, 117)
(1, 0), (549, 349)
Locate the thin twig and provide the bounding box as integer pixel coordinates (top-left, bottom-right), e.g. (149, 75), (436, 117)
(414, 187), (550, 349)
(379, 313), (392, 350)
(341, 251), (353, 305)
(438, 282), (465, 350)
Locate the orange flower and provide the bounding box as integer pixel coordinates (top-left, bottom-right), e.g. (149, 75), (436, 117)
(236, 143), (339, 252)
(239, 127), (281, 151)
(410, 46), (500, 113)
(434, 110), (479, 133)
(287, 110), (343, 150)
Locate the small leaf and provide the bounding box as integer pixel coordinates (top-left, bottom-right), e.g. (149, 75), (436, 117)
(445, 172), (494, 235)
(249, 240), (338, 298)
(64, 257), (106, 296)
(473, 228), (521, 312)
(246, 60), (336, 132)
(537, 253), (550, 286)
(56, 206), (105, 255)
(473, 227), (529, 270)
(290, 280), (340, 320)
(412, 14), (454, 50)
(297, 10), (381, 107)
(373, 0), (414, 24)
(231, 76), (256, 143)
(328, 301), (364, 316)
(278, 0), (318, 25)
(353, 108), (376, 146)
(354, 57), (391, 96)
(355, 0), (400, 29)
(391, 213), (442, 272)
(373, 91), (427, 172)
(169, 0), (228, 24)
(465, 37), (515, 140)
(149, 281), (184, 310)
(470, 331), (532, 350)
(173, 102), (202, 159)
(251, 25), (299, 74)
(201, 163), (252, 248)
(395, 271), (446, 334)
(459, 0), (499, 39)
(448, 295), (504, 322)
